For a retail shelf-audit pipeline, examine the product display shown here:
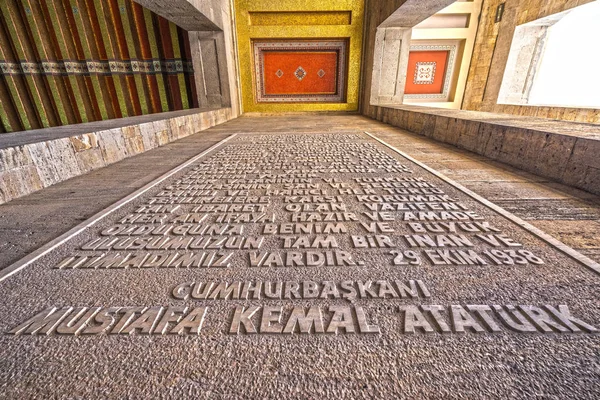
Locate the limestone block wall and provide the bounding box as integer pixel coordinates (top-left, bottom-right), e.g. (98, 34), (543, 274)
(0, 108), (233, 204)
(368, 105), (600, 195)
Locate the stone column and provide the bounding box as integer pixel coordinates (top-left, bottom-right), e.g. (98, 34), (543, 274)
(134, 0), (240, 115)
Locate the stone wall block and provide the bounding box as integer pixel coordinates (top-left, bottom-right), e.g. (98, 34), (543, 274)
(28, 139), (82, 187)
(167, 118), (180, 141)
(139, 122), (158, 150)
(582, 166), (600, 195)
(152, 120), (170, 146)
(0, 146), (33, 172)
(532, 133), (576, 180)
(216, 109), (229, 125)
(481, 125), (506, 159)
(445, 118), (464, 146)
(121, 126), (138, 139)
(181, 115), (194, 137)
(96, 128), (129, 165)
(0, 165), (44, 203)
(496, 128), (533, 170)
(191, 113), (202, 133)
(420, 113), (436, 137)
(432, 116), (450, 141)
(520, 130), (548, 172)
(389, 109), (400, 127)
(399, 109), (409, 129)
(69, 134), (99, 153)
(406, 112), (422, 133)
(472, 123), (494, 155)
(580, 139), (600, 170)
(381, 108), (391, 125)
(200, 112), (216, 131)
(120, 125), (145, 156)
(562, 138), (600, 189)
(74, 148), (106, 174)
(155, 130), (169, 146)
(454, 120), (481, 153)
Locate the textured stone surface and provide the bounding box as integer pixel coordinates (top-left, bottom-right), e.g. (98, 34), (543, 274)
(0, 114), (599, 399)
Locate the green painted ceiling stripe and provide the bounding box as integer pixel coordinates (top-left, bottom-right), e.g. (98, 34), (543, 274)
(0, 1), (50, 128)
(93, 0), (129, 118)
(22, 0), (70, 126)
(169, 22), (189, 109)
(70, 0), (109, 120)
(44, 0), (89, 123)
(118, 0), (148, 115)
(0, 82), (15, 132)
(143, 8), (169, 112)
(0, 75), (32, 131)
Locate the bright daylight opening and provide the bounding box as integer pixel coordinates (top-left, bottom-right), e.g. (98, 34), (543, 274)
(527, 1), (600, 108)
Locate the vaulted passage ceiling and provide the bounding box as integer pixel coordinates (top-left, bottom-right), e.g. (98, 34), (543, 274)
(0, 0), (197, 132)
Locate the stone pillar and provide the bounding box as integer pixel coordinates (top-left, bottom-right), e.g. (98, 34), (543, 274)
(134, 0), (240, 116)
(370, 27), (412, 106)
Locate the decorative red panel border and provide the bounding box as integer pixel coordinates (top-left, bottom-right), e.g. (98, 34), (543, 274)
(253, 41), (347, 103)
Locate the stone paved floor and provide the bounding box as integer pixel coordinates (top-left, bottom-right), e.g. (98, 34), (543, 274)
(1, 114), (599, 270)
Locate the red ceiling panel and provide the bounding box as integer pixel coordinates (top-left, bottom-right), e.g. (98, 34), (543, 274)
(405, 50), (449, 95)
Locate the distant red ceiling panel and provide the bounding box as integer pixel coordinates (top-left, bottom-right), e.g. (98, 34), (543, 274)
(263, 52), (337, 95)
(404, 50), (449, 95)
(253, 41), (347, 102)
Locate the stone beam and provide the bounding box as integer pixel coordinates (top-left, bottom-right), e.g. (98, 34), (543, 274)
(380, 0), (456, 28)
(133, 0), (222, 31)
(134, 0), (241, 115)
(370, 27), (412, 105)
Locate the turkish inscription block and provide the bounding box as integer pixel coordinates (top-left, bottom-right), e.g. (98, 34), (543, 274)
(0, 132), (598, 397)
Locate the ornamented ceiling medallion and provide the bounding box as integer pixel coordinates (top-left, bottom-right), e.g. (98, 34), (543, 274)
(404, 43), (458, 101)
(294, 66), (306, 81)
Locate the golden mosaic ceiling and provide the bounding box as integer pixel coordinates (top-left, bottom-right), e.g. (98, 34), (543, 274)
(234, 0), (364, 112)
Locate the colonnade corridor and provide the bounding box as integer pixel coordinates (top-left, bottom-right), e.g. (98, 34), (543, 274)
(0, 114), (599, 398)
